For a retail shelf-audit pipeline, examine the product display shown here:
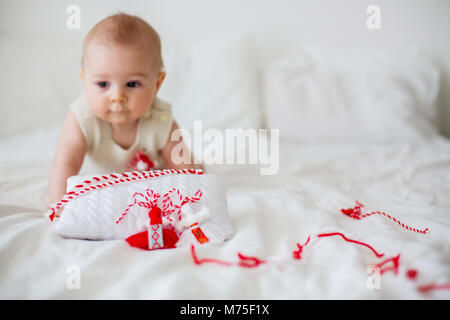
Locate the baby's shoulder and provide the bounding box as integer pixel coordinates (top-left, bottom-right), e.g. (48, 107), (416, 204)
(67, 94), (98, 150)
(151, 96), (172, 113)
(141, 96), (173, 125)
(68, 94), (92, 118)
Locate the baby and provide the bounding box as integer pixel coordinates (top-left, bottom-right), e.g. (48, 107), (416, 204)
(48, 13), (199, 208)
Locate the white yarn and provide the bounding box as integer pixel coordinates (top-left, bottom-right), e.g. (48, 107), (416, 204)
(136, 160), (149, 171)
(54, 173), (234, 247)
(180, 205), (210, 227)
(172, 206), (215, 246)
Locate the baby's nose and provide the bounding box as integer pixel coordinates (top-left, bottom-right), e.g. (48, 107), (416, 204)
(111, 90), (127, 104)
(111, 96), (127, 104)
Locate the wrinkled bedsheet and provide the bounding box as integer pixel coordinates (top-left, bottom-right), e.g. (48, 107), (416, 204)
(0, 125), (449, 299)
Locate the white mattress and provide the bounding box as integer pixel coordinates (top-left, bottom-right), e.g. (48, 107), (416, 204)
(0, 125), (449, 299)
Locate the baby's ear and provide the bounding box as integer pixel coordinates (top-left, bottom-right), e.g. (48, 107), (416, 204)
(78, 69), (84, 80)
(155, 71), (166, 92)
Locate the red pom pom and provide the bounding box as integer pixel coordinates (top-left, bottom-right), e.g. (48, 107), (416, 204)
(163, 228), (179, 249)
(125, 230), (149, 250)
(149, 207), (162, 225)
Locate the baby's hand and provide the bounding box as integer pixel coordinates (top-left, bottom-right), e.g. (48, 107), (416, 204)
(160, 120), (203, 171)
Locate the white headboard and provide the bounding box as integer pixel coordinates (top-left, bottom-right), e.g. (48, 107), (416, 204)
(1, 0), (449, 137)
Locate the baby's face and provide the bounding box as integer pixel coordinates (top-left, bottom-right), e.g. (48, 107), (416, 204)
(80, 41), (164, 127)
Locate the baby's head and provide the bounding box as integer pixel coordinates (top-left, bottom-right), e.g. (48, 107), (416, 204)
(79, 13), (165, 127)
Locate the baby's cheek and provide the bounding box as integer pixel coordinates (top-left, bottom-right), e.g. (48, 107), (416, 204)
(93, 107), (109, 120)
(89, 100), (108, 119)
(133, 95), (154, 115)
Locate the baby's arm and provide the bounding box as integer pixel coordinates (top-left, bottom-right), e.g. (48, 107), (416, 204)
(48, 110), (87, 208)
(160, 120), (203, 171)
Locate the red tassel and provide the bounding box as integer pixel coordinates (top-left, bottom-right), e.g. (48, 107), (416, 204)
(126, 230), (149, 250)
(125, 227), (179, 250)
(162, 228), (179, 249)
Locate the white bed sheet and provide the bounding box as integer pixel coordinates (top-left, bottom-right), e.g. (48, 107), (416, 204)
(0, 125), (449, 299)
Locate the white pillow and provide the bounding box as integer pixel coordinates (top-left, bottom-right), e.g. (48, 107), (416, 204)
(158, 34), (262, 132)
(53, 171), (234, 247)
(263, 48), (440, 143)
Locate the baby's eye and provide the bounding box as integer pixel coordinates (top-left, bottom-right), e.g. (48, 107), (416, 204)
(127, 81), (140, 88)
(96, 81), (109, 88)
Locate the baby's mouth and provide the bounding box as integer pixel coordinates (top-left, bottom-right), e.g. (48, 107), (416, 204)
(109, 106), (128, 113)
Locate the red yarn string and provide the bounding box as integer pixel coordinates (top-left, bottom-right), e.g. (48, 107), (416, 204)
(376, 254), (401, 275)
(191, 245), (233, 267)
(191, 232), (383, 269)
(190, 229), (449, 295)
(190, 245), (265, 268)
(293, 235), (311, 260)
(237, 253), (266, 268)
(116, 191), (156, 224)
(115, 188), (203, 224)
(317, 232), (385, 258)
(417, 283), (450, 293)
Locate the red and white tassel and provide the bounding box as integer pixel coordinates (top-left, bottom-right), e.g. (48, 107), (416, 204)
(148, 206), (164, 250)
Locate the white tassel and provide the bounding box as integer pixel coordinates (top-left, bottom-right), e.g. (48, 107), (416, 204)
(180, 205), (210, 227)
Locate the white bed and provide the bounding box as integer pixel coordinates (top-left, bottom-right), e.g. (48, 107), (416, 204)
(1, 2), (449, 299)
(0, 127), (449, 299)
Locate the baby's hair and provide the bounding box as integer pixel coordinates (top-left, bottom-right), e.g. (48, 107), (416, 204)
(81, 12), (164, 73)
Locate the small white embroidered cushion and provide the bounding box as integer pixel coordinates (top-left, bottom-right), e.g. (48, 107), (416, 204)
(53, 172), (234, 246)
